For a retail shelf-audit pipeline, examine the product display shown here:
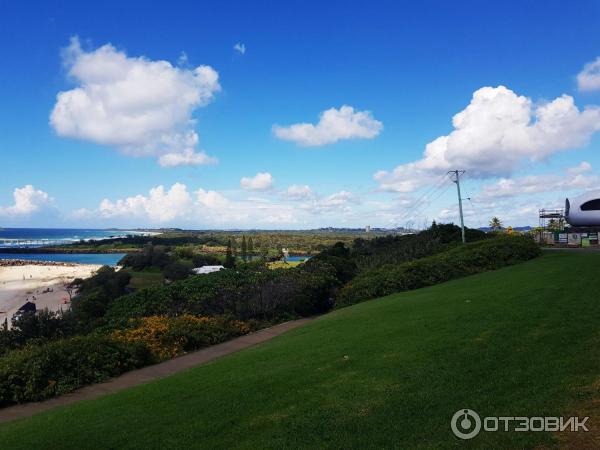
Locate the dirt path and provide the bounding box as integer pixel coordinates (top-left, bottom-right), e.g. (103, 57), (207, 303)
(0, 317), (314, 424)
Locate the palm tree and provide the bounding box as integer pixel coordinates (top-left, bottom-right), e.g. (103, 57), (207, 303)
(489, 217), (503, 231)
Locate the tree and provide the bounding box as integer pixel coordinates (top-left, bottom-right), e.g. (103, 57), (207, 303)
(241, 235), (248, 262)
(489, 217), (503, 231)
(192, 253), (221, 267)
(224, 239), (236, 268)
(247, 236), (254, 257)
(163, 262), (191, 281)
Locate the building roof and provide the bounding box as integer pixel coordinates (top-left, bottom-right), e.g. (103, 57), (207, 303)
(192, 265), (225, 275)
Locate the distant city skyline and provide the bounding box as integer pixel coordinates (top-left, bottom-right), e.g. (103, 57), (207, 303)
(2, 1), (600, 229)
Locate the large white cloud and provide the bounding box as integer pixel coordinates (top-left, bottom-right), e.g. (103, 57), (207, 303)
(375, 86), (600, 192)
(273, 105), (383, 146)
(74, 181), (368, 227)
(240, 172), (274, 191)
(93, 182), (297, 225)
(300, 190), (360, 214)
(99, 183), (192, 222)
(577, 57), (600, 91)
(0, 185), (52, 217)
(476, 162), (598, 200)
(50, 37), (220, 166)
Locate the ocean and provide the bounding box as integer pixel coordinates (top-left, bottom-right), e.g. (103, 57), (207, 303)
(0, 228), (137, 248)
(0, 228), (136, 265)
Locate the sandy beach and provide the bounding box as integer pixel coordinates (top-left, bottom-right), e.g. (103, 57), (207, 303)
(0, 261), (101, 325)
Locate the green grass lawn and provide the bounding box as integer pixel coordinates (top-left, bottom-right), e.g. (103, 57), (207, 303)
(122, 267), (164, 290)
(1, 251), (599, 449)
(267, 260), (303, 269)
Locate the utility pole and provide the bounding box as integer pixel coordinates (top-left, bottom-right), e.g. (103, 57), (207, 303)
(448, 170), (466, 243)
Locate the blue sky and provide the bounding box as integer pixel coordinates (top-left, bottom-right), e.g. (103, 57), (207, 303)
(2, 0), (600, 229)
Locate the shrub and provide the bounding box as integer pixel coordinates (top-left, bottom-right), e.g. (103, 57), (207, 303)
(192, 253), (222, 267)
(0, 335), (153, 406)
(163, 261), (192, 281)
(107, 263), (339, 322)
(112, 315), (253, 359)
(0, 310), (77, 355)
(303, 255), (358, 284)
(119, 244), (171, 270)
(336, 236), (541, 307)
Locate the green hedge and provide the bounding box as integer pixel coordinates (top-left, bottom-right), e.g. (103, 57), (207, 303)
(336, 236), (541, 307)
(106, 261), (339, 322)
(0, 335), (153, 406)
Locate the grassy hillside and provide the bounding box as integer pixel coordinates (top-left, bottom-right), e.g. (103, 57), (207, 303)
(0, 251), (599, 449)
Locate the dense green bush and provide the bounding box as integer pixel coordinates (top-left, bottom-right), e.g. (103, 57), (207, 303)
(304, 254), (358, 284)
(118, 244), (171, 270)
(162, 261), (192, 281)
(349, 223), (487, 272)
(70, 266), (131, 330)
(336, 236), (541, 307)
(106, 262), (339, 322)
(192, 253), (222, 267)
(0, 335), (153, 406)
(0, 310), (77, 355)
(112, 315), (254, 360)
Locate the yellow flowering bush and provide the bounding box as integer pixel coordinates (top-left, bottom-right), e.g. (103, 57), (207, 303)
(113, 315), (253, 360)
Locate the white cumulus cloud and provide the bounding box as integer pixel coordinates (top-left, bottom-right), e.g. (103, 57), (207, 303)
(375, 86), (600, 192)
(284, 184), (313, 199)
(566, 161), (592, 175)
(300, 190), (360, 214)
(273, 105), (383, 146)
(0, 185), (53, 217)
(577, 57), (600, 91)
(99, 183), (192, 222)
(195, 188), (229, 208)
(240, 172), (274, 191)
(50, 37), (220, 166)
(159, 148), (218, 168)
(87, 183), (301, 226)
(476, 164), (599, 200)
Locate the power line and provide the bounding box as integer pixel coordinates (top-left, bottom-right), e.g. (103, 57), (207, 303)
(403, 182), (454, 228)
(394, 174), (450, 228)
(447, 170), (466, 243)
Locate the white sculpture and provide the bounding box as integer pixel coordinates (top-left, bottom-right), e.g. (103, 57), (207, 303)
(565, 191), (600, 226)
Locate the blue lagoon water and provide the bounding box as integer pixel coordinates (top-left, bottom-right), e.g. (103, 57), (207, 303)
(0, 228), (135, 265)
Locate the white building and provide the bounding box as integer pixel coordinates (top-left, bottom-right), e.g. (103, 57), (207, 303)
(192, 265), (225, 275)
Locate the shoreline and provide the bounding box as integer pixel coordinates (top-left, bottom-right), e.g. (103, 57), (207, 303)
(0, 228), (162, 254)
(0, 248), (138, 254)
(0, 259), (85, 267)
(0, 262), (101, 326)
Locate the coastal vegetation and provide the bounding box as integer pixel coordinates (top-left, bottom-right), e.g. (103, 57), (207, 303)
(0, 225), (541, 406)
(336, 235), (541, 306)
(0, 251), (596, 449)
(1, 230), (392, 257)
